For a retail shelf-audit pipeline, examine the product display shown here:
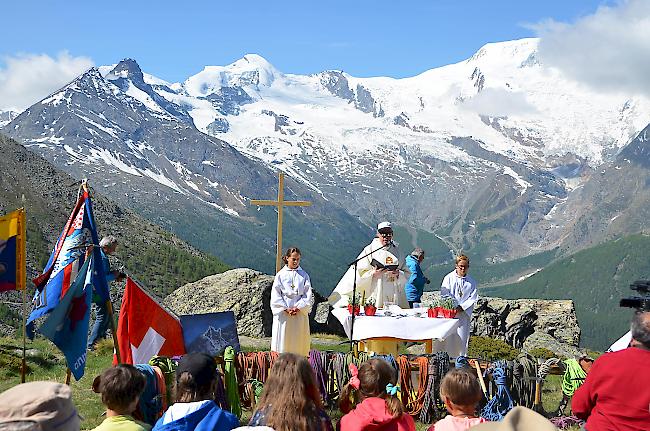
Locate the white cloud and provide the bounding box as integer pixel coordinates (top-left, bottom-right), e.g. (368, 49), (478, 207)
(533, 0), (650, 97)
(462, 88), (537, 117)
(0, 52), (93, 112)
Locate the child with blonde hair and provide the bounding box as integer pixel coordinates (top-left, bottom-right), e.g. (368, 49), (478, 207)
(338, 358), (415, 431)
(428, 368), (487, 431)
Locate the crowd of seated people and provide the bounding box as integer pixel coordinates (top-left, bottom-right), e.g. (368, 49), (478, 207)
(2, 311), (648, 431)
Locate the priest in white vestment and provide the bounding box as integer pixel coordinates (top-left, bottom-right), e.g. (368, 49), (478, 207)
(270, 248), (312, 356)
(329, 222), (409, 309)
(432, 254), (478, 357)
(328, 222), (409, 355)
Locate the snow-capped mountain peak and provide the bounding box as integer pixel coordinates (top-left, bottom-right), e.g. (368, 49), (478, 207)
(0, 110), (18, 128)
(184, 54), (280, 97)
(106, 58), (145, 83)
(467, 38), (539, 67)
(8, 37), (650, 266)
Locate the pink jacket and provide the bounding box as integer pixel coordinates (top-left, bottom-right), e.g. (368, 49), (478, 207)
(427, 415), (487, 431)
(338, 398), (415, 431)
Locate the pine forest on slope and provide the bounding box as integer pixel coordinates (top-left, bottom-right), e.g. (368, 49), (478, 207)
(485, 234), (650, 351)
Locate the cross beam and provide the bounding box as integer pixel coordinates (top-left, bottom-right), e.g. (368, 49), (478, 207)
(250, 172), (311, 272)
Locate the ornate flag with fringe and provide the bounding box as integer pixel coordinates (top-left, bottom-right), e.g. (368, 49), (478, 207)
(39, 256), (93, 380)
(27, 190), (108, 337)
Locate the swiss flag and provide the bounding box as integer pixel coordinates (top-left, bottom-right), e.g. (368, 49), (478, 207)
(115, 278), (185, 364)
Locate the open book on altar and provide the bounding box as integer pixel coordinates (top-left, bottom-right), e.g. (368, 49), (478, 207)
(370, 251), (399, 271)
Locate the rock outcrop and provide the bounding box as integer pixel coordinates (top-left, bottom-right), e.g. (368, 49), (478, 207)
(423, 292), (581, 356)
(163, 268), (333, 338)
(165, 269), (581, 357)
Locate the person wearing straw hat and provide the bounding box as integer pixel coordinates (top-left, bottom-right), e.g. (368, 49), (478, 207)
(469, 406), (558, 430)
(0, 381), (82, 430)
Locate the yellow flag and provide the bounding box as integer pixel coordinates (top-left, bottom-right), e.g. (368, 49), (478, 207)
(0, 208), (26, 291)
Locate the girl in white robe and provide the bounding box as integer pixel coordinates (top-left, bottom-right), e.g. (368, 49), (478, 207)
(270, 247), (313, 356)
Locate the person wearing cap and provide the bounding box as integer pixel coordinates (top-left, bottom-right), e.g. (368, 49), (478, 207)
(405, 247), (429, 308)
(153, 352), (239, 431)
(571, 311), (650, 430)
(0, 381), (81, 430)
(432, 255), (478, 357)
(88, 235), (126, 350)
(329, 221), (409, 309)
(329, 222), (409, 355)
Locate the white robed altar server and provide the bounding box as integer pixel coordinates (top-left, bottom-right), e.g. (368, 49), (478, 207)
(432, 254), (478, 357)
(329, 222), (409, 309)
(270, 247), (312, 356)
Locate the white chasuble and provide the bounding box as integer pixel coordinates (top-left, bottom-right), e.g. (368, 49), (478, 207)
(270, 265), (312, 356)
(328, 238), (409, 309)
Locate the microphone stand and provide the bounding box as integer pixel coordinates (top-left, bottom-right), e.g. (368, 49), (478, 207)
(347, 242), (390, 352)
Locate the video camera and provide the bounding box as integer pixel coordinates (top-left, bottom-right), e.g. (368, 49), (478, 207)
(620, 280), (650, 311)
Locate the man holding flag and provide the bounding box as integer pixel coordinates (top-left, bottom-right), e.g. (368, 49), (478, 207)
(88, 235), (125, 350)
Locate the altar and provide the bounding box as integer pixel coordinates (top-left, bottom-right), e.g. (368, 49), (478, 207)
(331, 306), (460, 354)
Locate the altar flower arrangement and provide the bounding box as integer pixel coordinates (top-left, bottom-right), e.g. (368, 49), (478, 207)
(364, 296), (377, 316)
(426, 298), (441, 318)
(440, 297), (459, 318)
(347, 293), (361, 315)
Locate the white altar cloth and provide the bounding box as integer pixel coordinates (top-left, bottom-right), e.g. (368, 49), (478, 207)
(331, 306), (460, 342)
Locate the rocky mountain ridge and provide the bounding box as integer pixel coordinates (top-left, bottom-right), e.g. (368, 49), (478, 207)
(3, 37), (650, 292)
(2, 65), (370, 292)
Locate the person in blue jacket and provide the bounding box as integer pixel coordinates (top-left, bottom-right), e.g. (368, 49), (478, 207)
(88, 235), (125, 350)
(404, 247), (429, 308)
(153, 353), (239, 431)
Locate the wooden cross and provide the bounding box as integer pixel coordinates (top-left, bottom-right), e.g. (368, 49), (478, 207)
(251, 172), (311, 273)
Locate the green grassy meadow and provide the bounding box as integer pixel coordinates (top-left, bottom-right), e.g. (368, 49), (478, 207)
(0, 336), (578, 430)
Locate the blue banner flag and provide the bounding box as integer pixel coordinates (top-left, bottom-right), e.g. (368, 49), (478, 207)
(39, 256), (93, 381)
(27, 190), (109, 337)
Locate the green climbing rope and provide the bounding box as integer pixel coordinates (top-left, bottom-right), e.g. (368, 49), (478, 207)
(224, 346), (242, 418)
(561, 358), (586, 397)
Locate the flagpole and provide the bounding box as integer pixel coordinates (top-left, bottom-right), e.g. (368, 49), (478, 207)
(65, 368), (71, 385)
(17, 208), (27, 384)
(21, 287), (27, 383)
(109, 300), (121, 364)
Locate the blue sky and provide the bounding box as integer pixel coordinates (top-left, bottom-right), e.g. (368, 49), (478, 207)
(2, 0), (612, 81)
